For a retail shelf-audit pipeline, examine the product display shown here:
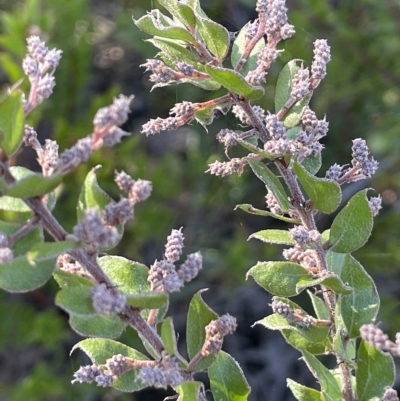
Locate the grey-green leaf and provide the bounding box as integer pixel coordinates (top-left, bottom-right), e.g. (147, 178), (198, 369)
(356, 340), (395, 401)
(301, 349), (342, 401)
(69, 313), (124, 339)
(287, 378), (324, 401)
(329, 189), (373, 253)
(293, 162), (341, 214)
(186, 290), (218, 371)
(134, 10), (196, 43)
(249, 229), (296, 245)
(0, 90), (24, 157)
(247, 158), (291, 212)
(247, 261), (310, 297)
(0, 257), (55, 292)
(332, 254), (379, 338)
(205, 65), (264, 100)
(209, 351), (251, 401)
(196, 16), (229, 59)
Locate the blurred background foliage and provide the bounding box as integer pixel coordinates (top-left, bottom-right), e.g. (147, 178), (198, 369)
(0, 0), (400, 400)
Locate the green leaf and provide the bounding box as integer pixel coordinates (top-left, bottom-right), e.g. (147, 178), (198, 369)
(236, 138), (275, 159)
(0, 220), (43, 257)
(161, 317), (179, 356)
(287, 378), (323, 401)
(98, 255), (168, 311)
(275, 59), (312, 128)
(293, 162), (341, 214)
(209, 351), (250, 401)
(256, 298), (329, 343)
(0, 257), (55, 292)
(283, 92), (312, 128)
(231, 22), (265, 76)
(157, 0), (196, 29)
(249, 229), (296, 245)
(356, 340), (395, 401)
(56, 286), (95, 316)
(52, 269), (93, 289)
(176, 381), (204, 401)
(196, 16), (229, 59)
(308, 291), (330, 320)
(26, 240), (79, 263)
(0, 166), (57, 212)
(161, 317), (188, 366)
(235, 204), (300, 223)
(297, 274), (352, 295)
(134, 10), (196, 43)
(193, 99), (232, 128)
(148, 38), (201, 66)
(0, 90), (24, 157)
(302, 153), (322, 175)
(329, 190), (373, 253)
(247, 158), (291, 212)
(205, 65), (264, 100)
(333, 254), (379, 338)
(69, 314), (124, 339)
(72, 338), (149, 392)
(301, 350), (342, 401)
(77, 166), (112, 220)
(247, 261), (310, 297)
(186, 290), (218, 371)
(282, 329), (327, 355)
(5, 172), (63, 198)
(332, 330), (356, 367)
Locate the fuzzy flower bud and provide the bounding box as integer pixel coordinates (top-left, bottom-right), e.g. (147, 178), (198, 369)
(289, 226), (311, 244)
(102, 127), (129, 147)
(72, 365), (101, 384)
(265, 114), (286, 139)
(280, 23), (295, 39)
(311, 39), (331, 80)
(176, 62), (194, 76)
(291, 67), (310, 100)
(139, 366), (168, 389)
(0, 247), (13, 264)
(103, 198), (134, 226)
(90, 282), (126, 315)
(95, 372), (114, 387)
(207, 158), (247, 177)
(115, 170), (135, 193)
(302, 107), (318, 128)
(23, 125), (39, 148)
(170, 101), (195, 118)
(73, 208), (119, 248)
(106, 354), (128, 376)
(369, 196), (382, 217)
(36, 74), (55, 99)
(22, 55), (38, 77)
(27, 36), (47, 63)
(382, 387), (399, 401)
(245, 20), (259, 40)
(165, 228), (184, 263)
(216, 129), (238, 149)
(178, 252), (203, 282)
(141, 116), (180, 135)
(148, 259), (183, 293)
(265, 191), (283, 215)
(93, 95), (132, 128)
(271, 299), (294, 320)
(325, 163), (344, 181)
(360, 324), (389, 350)
(129, 179), (152, 204)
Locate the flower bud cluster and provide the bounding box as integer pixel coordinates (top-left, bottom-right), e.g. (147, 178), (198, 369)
(368, 196), (382, 217)
(382, 387), (400, 401)
(141, 59), (175, 85)
(93, 95), (132, 129)
(36, 139), (59, 176)
(360, 324), (397, 353)
(73, 208), (120, 249)
(216, 129), (238, 149)
(115, 170), (152, 205)
(139, 354), (183, 389)
(291, 67), (310, 101)
(232, 105), (265, 126)
(90, 282), (127, 315)
(325, 163), (345, 181)
(148, 229), (203, 293)
(265, 191), (283, 215)
(22, 36), (62, 112)
(72, 355), (131, 388)
(202, 314), (237, 355)
(207, 158), (248, 177)
(289, 226), (320, 244)
(311, 39), (331, 80)
(283, 244), (318, 270)
(271, 298), (314, 328)
(142, 116), (181, 135)
(351, 138), (379, 178)
(56, 254), (93, 281)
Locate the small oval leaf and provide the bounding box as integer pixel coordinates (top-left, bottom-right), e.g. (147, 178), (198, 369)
(249, 229), (296, 245)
